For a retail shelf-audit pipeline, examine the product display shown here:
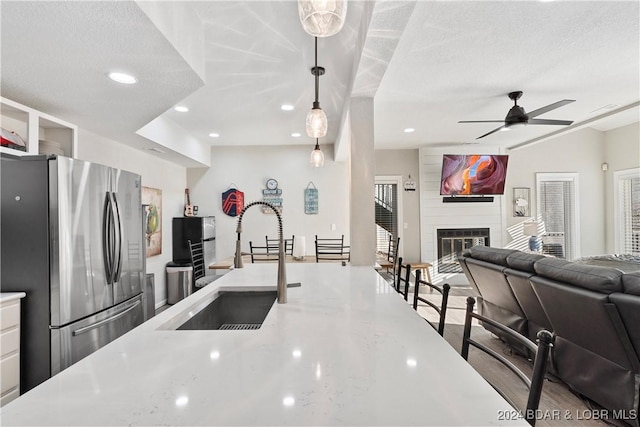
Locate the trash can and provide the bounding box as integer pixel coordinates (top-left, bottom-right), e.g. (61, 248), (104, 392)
(166, 261), (193, 304)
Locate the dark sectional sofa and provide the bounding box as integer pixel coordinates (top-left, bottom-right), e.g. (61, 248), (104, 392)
(458, 246), (640, 427)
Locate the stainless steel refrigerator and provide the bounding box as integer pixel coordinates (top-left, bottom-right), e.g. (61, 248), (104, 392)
(0, 154), (144, 393)
(172, 216), (216, 274)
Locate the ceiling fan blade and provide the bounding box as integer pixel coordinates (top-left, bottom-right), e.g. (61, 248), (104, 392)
(527, 99), (575, 118)
(476, 126), (505, 139)
(458, 120), (504, 123)
(528, 119), (574, 126)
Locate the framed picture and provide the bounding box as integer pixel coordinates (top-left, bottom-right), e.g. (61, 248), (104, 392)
(142, 186), (162, 257)
(513, 187), (530, 217)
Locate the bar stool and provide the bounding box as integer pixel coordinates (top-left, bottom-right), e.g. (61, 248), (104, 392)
(412, 269), (450, 336)
(407, 261), (433, 284)
(396, 257), (411, 301)
(461, 297), (555, 426)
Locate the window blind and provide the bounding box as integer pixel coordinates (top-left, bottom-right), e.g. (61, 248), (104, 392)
(374, 183), (398, 254)
(539, 180), (575, 260)
(620, 176), (640, 255)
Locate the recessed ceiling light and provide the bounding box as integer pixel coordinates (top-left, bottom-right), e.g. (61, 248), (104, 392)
(403, 128), (415, 133)
(174, 106), (189, 113)
(282, 396), (295, 407)
(175, 396), (189, 407)
(209, 133), (220, 138)
(291, 132), (301, 137)
(281, 104), (295, 111)
(108, 72), (137, 84)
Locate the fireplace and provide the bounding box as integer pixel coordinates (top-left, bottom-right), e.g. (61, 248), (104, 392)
(437, 228), (490, 273)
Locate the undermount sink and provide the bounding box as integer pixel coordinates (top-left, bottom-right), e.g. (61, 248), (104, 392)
(176, 291), (276, 330)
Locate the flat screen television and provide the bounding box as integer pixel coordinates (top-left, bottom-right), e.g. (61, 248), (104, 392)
(440, 154), (509, 196)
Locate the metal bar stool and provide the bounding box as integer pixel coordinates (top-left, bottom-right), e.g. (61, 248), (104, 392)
(412, 269), (450, 336)
(462, 297), (555, 426)
(395, 257), (411, 301)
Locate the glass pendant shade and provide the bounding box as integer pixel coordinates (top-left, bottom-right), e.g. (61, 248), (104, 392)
(306, 106), (328, 138)
(298, 0), (348, 37)
(310, 140), (325, 167)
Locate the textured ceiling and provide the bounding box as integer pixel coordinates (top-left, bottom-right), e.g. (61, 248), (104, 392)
(1, 0), (638, 166)
(375, 0), (640, 149)
(0, 1), (205, 163)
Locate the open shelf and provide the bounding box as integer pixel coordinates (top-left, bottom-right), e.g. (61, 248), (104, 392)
(1, 97), (77, 158)
(1, 102), (29, 154)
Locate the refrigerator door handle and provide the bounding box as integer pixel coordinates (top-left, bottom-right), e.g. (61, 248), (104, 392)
(71, 299), (141, 336)
(102, 192), (114, 284)
(111, 192), (124, 283)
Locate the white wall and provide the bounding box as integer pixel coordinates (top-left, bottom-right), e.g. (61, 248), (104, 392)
(187, 144), (350, 262)
(374, 149), (421, 262)
(506, 127), (607, 256)
(603, 122), (640, 252)
(77, 128), (187, 307)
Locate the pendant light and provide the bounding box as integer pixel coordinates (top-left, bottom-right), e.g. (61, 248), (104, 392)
(298, 0), (348, 37)
(306, 37), (327, 138)
(310, 138), (325, 167)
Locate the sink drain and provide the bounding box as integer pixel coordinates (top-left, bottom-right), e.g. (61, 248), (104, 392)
(219, 323), (262, 330)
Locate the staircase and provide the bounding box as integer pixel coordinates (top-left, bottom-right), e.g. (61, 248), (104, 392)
(375, 197), (393, 233)
(375, 184), (396, 249)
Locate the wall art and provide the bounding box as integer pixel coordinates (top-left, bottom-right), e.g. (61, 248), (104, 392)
(304, 182), (318, 214)
(261, 178), (283, 214)
(222, 184), (244, 217)
(513, 187), (530, 217)
(142, 186), (162, 257)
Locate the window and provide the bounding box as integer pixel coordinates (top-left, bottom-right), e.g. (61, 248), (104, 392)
(537, 173), (580, 260)
(614, 168), (640, 255)
(374, 176), (403, 256)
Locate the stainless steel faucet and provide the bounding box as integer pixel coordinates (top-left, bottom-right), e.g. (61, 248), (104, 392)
(234, 201), (287, 303)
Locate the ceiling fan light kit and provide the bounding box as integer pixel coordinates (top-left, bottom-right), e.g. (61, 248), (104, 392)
(298, 0), (348, 37)
(459, 90), (575, 139)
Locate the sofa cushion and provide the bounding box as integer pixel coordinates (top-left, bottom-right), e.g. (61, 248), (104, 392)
(466, 246), (517, 267)
(534, 257), (623, 293)
(506, 252), (545, 272)
(621, 271), (640, 296)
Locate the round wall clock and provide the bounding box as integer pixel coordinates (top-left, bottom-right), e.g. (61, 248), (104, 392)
(266, 178), (278, 190)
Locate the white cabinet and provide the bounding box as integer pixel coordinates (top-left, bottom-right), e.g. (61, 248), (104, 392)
(0, 293), (26, 406)
(1, 97), (77, 158)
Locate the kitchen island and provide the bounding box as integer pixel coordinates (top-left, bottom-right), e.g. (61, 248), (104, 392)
(1, 263), (526, 426)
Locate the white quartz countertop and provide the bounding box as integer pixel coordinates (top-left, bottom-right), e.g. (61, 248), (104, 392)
(1, 263), (525, 426)
(0, 292), (26, 303)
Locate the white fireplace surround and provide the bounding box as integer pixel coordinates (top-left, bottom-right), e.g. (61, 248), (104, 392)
(419, 148), (508, 285)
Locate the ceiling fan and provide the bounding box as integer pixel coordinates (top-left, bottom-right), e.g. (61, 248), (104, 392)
(459, 91), (575, 139)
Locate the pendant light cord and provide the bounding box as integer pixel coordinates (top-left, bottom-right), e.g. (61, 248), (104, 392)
(314, 37), (319, 106)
